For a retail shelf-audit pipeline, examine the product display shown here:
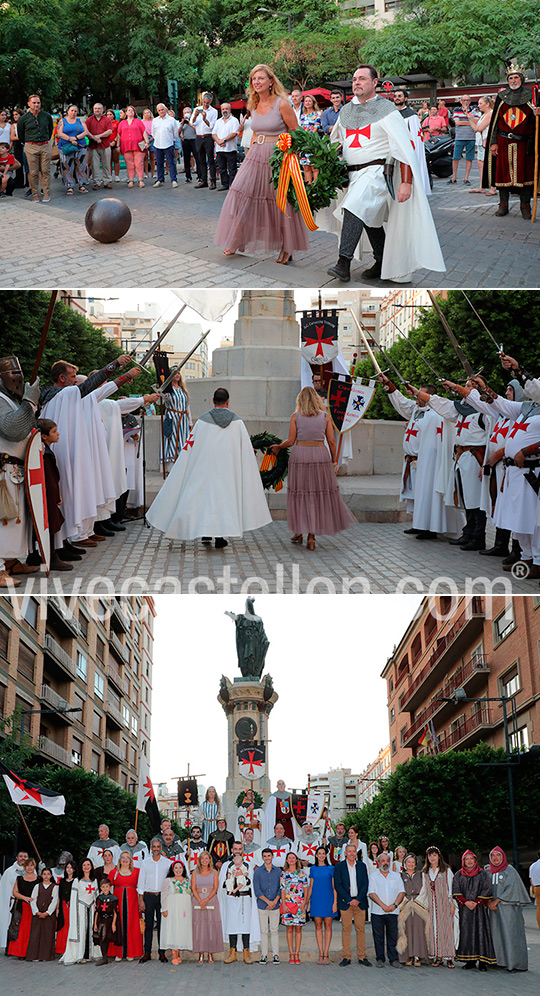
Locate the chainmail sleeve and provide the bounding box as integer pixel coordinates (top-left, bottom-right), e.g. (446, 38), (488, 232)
(0, 397), (37, 442)
(78, 367), (109, 397)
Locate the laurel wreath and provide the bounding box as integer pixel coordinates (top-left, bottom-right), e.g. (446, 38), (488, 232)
(251, 432), (289, 491)
(236, 790), (264, 809)
(269, 128), (349, 214)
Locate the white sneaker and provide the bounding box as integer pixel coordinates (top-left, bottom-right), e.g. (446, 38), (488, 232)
(259, 955), (267, 965)
(272, 955), (280, 964)
(171, 180), (178, 188)
(115, 176), (120, 182)
(153, 180), (163, 187)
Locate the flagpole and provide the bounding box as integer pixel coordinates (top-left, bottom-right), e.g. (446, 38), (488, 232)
(15, 803), (42, 864)
(134, 808), (139, 835)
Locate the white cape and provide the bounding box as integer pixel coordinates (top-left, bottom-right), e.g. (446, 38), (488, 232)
(217, 861), (261, 951)
(147, 416), (271, 540)
(0, 861), (24, 950)
(42, 386), (97, 542)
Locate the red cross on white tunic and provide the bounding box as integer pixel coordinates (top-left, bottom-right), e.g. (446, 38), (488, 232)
(346, 125), (372, 147)
(273, 846), (288, 858)
(509, 420), (529, 439)
(303, 326), (335, 358)
(491, 422), (509, 444)
(301, 842), (317, 857)
(436, 422), (443, 439)
(182, 434), (195, 451)
(405, 424), (418, 442)
(244, 851), (254, 862)
(456, 418), (470, 436)
(28, 448), (49, 530)
(85, 883), (94, 894)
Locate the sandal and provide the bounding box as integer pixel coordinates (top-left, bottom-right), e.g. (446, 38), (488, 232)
(414, 957), (421, 967)
(222, 249), (236, 256)
(317, 956), (324, 965)
(66, 188), (73, 195)
(295, 955), (301, 964)
(405, 959), (413, 965)
(127, 181), (133, 188)
(307, 535), (316, 551)
(432, 958), (442, 967)
(208, 954), (214, 963)
(79, 186), (88, 192)
(289, 955), (295, 963)
(138, 181), (145, 188)
(323, 955), (330, 964)
(291, 534), (303, 544)
(447, 960), (455, 968)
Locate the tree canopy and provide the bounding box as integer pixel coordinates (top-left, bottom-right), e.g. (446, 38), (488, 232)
(356, 290), (540, 421)
(345, 743), (540, 859)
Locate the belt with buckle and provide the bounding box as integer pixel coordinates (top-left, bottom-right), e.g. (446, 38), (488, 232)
(347, 158), (386, 172)
(497, 130), (528, 142)
(503, 456), (540, 468)
(0, 454), (24, 466)
(252, 134), (281, 145)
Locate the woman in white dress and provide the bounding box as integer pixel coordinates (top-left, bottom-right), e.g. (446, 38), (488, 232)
(161, 860), (193, 964)
(201, 787), (220, 841)
(59, 859), (99, 965)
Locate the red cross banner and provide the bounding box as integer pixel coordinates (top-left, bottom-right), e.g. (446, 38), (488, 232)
(24, 429), (50, 574)
(327, 376), (375, 434)
(136, 755), (161, 833)
(291, 793), (308, 828)
(236, 740), (266, 779)
(301, 310), (339, 366)
(0, 760), (65, 815)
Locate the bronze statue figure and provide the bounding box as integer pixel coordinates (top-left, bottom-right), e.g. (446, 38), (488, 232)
(225, 598), (269, 679)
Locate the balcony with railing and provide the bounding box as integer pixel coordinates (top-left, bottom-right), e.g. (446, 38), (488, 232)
(105, 697), (124, 728)
(438, 707), (493, 752)
(40, 683), (74, 722)
(43, 633), (77, 680)
(104, 737), (124, 761)
(111, 601), (130, 634)
(38, 735), (72, 767)
(47, 597), (81, 637)
(107, 663), (129, 697)
(400, 598), (485, 712)
(110, 631), (129, 665)
(402, 654), (490, 748)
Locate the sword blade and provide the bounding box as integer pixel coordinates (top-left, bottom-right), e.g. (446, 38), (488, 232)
(136, 303), (188, 368)
(427, 290), (475, 378)
(461, 291), (503, 353)
(390, 321), (442, 381)
(349, 310), (382, 374)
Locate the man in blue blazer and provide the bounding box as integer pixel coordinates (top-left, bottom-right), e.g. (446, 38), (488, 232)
(334, 843), (372, 966)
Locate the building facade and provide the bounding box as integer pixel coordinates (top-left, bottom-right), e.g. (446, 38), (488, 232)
(308, 290), (384, 368)
(0, 596), (155, 791)
(340, 0), (402, 27)
(357, 745), (391, 808)
(382, 595), (540, 769)
(379, 289), (448, 349)
(309, 766), (362, 820)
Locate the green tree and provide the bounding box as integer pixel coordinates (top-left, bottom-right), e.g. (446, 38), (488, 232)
(363, 0), (540, 83)
(354, 290), (540, 421)
(345, 744), (540, 858)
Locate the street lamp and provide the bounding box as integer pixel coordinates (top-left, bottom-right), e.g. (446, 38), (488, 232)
(439, 688), (520, 868)
(257, 7), (293, 32)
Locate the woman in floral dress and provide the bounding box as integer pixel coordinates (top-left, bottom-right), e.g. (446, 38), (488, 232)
(298, 94), (322, 185)
(280, 851), (310, 963)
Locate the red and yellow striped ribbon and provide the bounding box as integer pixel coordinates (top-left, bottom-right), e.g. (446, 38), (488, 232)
(275, 133), (318, 232)
(260, 451), (284, 492)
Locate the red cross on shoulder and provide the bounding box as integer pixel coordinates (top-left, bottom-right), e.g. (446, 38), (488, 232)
(509, 420), (529, 439)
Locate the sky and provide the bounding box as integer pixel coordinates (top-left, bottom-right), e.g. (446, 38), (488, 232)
(149, 594), (422, 795)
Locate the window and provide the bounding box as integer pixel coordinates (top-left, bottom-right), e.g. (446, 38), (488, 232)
(470, 641), (485, 665)
(493, 603), (515, 645)
(131, 714), (138, 735)
(501, 665), (520, 699)
(145, 686), (149, 704)
(94, 671), (104, 700)
(389, 677), (394, 693)
(123, 704), (130, 727)
(96, 636), (105, 662)
(79, 614), (88, 641)
(144, 712), (148, 730)
(77, 651), (87, 680)
(21, 598), (39, 629)
(72, 736), (83, 766)
(93, 709), (101, 737)
(73, 691), (85, 723)
(91, 750), (100, 774)
(0, 682), (5, 716)
(17, 643), (35, 682)
(390, 707), (395, 724)
(391, 739), (397, 755)
(122, 739), (128, 759)
(131, 746), (137, 766)
(15, 697), (31, 733)
(121, 771), (128, 790)
(450, 714), (465, 733)
(509, 725), (529, 752)
(0, 620), (9, 658)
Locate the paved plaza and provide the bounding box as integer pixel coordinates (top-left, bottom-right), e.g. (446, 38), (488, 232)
(1, 174), (539, 289)
(3, 907), (539, 996)
(10, 514), (538, 595)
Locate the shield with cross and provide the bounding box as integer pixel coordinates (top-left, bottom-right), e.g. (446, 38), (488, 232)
(301, 310), (339, 366)
(24, 429), (50, 575)
(291, 793), (308, 828)
(327, 376), (375, 434)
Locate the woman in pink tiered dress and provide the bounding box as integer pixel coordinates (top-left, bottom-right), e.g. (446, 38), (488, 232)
(270, 387), (356, 551)
(215, 63), (309, 265)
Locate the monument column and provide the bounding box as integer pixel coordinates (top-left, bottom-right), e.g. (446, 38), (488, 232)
(187, 290), (301, 438)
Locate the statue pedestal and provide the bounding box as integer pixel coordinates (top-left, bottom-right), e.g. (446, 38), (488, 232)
(218, 675), (278, 824)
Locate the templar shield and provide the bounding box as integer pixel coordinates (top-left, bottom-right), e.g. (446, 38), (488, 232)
(328, 376), (375, 434)
(301, 310), (339, 365)
(237, 740), (266, 779)
(24, 429), (50, 574)
(291, 793), (308, 828)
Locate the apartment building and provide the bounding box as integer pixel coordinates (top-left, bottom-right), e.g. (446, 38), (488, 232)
(0, 596), (155, 791)
(358, 744), (391, 808)
(309, 767), (363, 820)
(382, 596), (540, 769)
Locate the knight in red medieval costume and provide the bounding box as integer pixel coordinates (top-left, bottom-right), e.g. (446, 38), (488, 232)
(322, 65), (445, 284)
(483, 63), (540, 220)
(0, 356), (40, 586)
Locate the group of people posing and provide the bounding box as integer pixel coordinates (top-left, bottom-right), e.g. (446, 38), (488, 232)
(1, 813), (533, 972)
(382, 349), (540, 579)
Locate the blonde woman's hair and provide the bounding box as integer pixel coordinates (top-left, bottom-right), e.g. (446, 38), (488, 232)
(117, 850), (134, 873)
(247, 64), (289, 112)
(303, 94), (320, 113)
(295, 386), (326, 418)
(479, 95), (494, 110)
(196, 849), (214, 874)
(173, 369), (190, 403)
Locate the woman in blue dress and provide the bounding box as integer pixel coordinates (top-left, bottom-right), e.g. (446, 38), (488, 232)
(201, 786), (219, 841)
(307, 846), (337, 964)
(160, 370), (192, 473)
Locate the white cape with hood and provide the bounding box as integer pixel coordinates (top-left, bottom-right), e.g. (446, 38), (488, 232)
(318, 96), (445, 281)
(41, 386), (97, 542)
(147, 410), (271, 540)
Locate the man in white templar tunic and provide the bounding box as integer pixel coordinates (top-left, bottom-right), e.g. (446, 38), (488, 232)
(147, 387), (271, 548)
(322, 64), (445, 284)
